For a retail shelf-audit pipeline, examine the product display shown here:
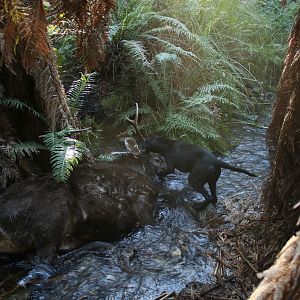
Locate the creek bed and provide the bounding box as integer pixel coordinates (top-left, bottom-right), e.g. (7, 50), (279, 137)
(0, 105), (270, 300)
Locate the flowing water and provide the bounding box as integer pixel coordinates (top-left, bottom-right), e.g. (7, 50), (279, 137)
(0, 104), (271, 300)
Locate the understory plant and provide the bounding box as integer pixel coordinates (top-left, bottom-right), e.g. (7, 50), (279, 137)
(0, 74), (95, 185)
(0, 98), (86, 184)
(101, 0), (292, 151)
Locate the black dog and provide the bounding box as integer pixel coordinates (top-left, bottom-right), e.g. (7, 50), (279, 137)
(142, 136), (257, 205)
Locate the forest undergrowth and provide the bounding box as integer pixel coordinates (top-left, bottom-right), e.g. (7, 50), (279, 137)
(54, 0), (298, 153)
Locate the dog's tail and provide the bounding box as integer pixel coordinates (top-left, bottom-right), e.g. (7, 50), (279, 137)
(217, 160), (257, 177)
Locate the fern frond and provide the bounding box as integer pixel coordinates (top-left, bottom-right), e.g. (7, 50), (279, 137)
(154, 52), (181, 65)
(41, 128), (86, 182)
(145, 15), (218, 56)
(123, 40), (152, 69)
(143, 34), (198, 61)
(49, 143), (82, 182)
(0, 98), (46, 120)
(149, 14), (190, 34)
(41, 128), (72, 149)
(10, 141), (45, 159)
(183, 82), (246, 109)
(67, 72), (97, 114)
(163, 109), (220, 142)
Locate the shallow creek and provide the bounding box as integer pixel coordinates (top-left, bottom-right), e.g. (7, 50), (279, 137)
(0, 107), (270, 300)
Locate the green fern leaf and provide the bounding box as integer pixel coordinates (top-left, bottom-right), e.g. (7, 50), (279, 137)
(0, 98), (46, 120)
(67, 72), (97, 113)
(123, 40), (152, 69)
(41, 129), (85, 182)
(10, 141), (45, 159)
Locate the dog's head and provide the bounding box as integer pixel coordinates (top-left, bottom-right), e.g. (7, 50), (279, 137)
(141, 136), (172, 154)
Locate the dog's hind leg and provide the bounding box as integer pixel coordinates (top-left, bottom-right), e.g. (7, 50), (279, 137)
(208, 182), (217, 206)
(188, 168), (212, 203)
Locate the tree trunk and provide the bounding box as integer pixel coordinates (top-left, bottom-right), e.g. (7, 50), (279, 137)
(263, 10), (300, 234)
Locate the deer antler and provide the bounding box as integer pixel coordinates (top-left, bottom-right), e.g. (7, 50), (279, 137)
(126, 103), (145, 140)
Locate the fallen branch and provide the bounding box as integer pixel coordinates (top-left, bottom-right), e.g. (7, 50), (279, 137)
(235, 247), (258, 274)
(69, 127), (91, 134)
(153, 291), (175, 300)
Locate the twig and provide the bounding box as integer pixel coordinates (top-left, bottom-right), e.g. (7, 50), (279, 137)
(235, 247), (258, 273)
(200, 276), (235, 296)
(226, 282), (247, 300)
(208, 252), (233, 270)
(153, 291), (175, 300)
(69, 127), (91, 134)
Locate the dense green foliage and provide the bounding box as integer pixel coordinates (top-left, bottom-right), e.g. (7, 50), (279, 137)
(48, 0), (299, 153)
(41, 129), (86, 182)
(0, 75), (93, 183)
(1, 1), (299, 186)
(94, 0), (297, 151)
